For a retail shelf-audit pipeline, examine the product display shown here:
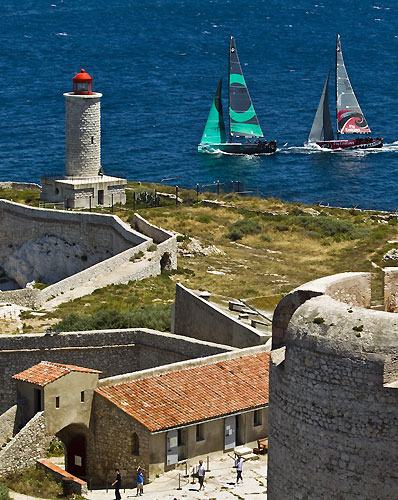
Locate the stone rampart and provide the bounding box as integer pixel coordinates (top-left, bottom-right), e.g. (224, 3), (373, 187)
(268, 283), (398, 500)
(0, 329), (230, 414)
(0, 412), (50, 475)
(0, 201), (177, 307)
(172, 284), (268, 347)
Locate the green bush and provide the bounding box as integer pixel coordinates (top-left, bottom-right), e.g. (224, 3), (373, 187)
(294, 216), (370, 240)
(0, 482), (10, 500)
(226, 218), (262, 240)
(55, 304), (171, 332)
(47, 438), (64, 457)
(196, 214), (212, 224)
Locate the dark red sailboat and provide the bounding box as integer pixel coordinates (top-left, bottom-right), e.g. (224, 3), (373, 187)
(307, 34), (383, 150)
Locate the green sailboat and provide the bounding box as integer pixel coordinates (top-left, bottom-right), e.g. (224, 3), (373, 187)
(198, 36), (277, 155)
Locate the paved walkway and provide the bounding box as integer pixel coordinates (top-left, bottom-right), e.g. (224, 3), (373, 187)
(87, 451), (268, 500)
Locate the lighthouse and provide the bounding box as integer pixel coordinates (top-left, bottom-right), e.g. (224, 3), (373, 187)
(40, 69), (126, 209)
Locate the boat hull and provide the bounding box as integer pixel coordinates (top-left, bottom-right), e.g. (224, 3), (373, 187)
(198, 141), (277, 154)
(315, 137), (383, 150)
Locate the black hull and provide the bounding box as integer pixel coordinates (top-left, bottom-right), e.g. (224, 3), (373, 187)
(198, 141), (277, 154)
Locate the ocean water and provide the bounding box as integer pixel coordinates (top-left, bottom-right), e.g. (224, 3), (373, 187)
(1, 0), (398, 210)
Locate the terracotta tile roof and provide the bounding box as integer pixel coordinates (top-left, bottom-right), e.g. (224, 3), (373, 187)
(12, 361), (101, 386)
(96, 352), (270, 432)
(37, 459), (87, 485)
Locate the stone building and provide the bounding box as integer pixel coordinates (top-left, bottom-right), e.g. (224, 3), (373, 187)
(2, 347), (269, 485)
(40, 69), (126, 209)
(268, 272), (398, 500)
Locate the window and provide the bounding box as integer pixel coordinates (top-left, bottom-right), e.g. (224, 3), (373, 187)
(55, 396), (60, 409)
(91, 136), (94, 144)
(196, 424), (204, 442)
(131, 432), (139, 456)
(254, 410), (262, 427)
(81, 391), (85, 403)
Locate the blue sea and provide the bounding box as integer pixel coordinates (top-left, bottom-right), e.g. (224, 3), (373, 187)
(1, 0), (398, 210)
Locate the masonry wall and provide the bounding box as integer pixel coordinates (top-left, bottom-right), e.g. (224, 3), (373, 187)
(88, 394), (150, 487)
(173, 284), (268, 348)
(0, 412), (51, 475)
(0, 405), (17, 448)
(0, 329), (230, 414)
(268, 293), (398, 500)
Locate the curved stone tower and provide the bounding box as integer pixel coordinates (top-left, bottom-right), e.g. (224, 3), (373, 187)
(64, 74), (102, 178)
(268, 272), (398, 500)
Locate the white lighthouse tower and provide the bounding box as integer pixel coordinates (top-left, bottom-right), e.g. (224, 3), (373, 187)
(41, 69), (126, 209)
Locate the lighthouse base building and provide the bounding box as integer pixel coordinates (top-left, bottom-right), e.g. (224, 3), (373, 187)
(41, 175), (126, 210)
(40, 69), (126, 210)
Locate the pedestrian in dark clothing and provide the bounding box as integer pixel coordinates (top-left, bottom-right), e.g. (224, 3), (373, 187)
(112, 469), (122, 500)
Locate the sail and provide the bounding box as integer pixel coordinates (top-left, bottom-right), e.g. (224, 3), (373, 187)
(229, 36), (263, 139)
(200, 76), (227, 145)
(336, 34), (371, 134)
(308, 69), (334, 142)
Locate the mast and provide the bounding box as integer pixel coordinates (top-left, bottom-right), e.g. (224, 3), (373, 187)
(228, 36), (232, 143)
(335, 34), (339, 140)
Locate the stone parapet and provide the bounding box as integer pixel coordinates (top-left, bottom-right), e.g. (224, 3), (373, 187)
(0, 405), (17, 448)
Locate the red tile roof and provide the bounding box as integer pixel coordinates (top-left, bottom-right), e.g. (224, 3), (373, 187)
(96, 352), (270, 432)
(12, 361), (101, 386)
(37, 459), (87, 485)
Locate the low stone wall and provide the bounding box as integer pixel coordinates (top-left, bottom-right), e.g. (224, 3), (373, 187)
(37, 459), (88, 495)
(268, 290), (398, 500)
(0, 329), (230, 414)
(383, 267), (398, 312)
(0, 405), (17, 448)
(0, 412), (50, 475)
(172, 284), (269, 348)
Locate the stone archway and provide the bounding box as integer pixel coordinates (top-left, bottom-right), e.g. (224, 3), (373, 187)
(56, 423), (91, 480)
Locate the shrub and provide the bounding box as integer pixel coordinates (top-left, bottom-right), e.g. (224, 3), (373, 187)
(227, 218), (262, 240)
(294, 215), (370, 240)
(55, 304), (171, 332)
(0, 483), (10, 500)
(47, 438), (64, 457)
(196, 214), (212, 224)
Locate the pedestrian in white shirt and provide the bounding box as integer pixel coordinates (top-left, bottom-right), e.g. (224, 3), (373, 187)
(197, 459), (205, 491)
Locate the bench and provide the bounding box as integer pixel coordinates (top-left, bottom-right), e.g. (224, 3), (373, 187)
(253, 437), (268, 455)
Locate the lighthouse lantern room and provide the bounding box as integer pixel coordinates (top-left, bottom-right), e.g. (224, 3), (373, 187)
(73, 69), (93, 95)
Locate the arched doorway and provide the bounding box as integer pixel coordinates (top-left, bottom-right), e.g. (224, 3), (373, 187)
(57, 424), (90, 480)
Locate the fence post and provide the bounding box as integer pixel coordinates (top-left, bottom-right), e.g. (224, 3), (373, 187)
(191, 466), (196, 484)
(133, 191), (136, 210)
(237, 180), (240, 193)
(184, 460), (189, 477)
(111, 194), (114, 213)
(89, 196), (92, 212)
(196, 183), (199, 201)
(175, 185), (179, 205)
(206, 455), (210, 472)
(177, 473), (182, 490)
(217, 180), (220, 196)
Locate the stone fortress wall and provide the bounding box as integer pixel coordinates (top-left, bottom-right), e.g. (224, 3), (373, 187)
(0, 201), (177, 307)
(0, 328), (233, 415)
(268, 272), (398, 500)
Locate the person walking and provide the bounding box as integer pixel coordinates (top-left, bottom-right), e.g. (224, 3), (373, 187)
(136, 467), (144, 496)
(229, 454), (247, 485)
(112, 469), (122, 500)
(197, 459), (205, 491)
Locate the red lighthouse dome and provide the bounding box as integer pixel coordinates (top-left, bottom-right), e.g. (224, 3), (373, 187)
(72, 69), (93, 95)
